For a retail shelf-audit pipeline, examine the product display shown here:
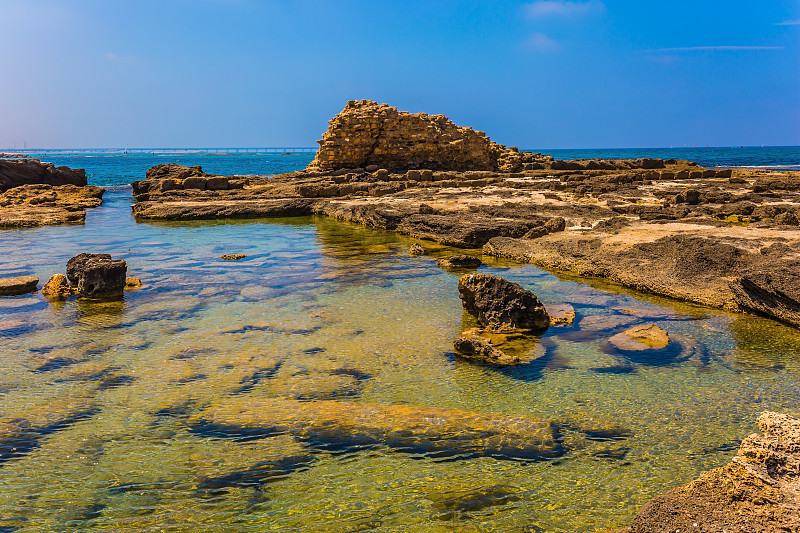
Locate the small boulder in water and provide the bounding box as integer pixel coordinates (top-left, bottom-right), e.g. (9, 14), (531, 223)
(610, 323), (670, 351)
(458, 273), (550, 332)
(66, 253), (127, 298)
(0, 276), (38, 296)
(124, 276), (143, 289)
(409, 243), (426, 256)
(41, 274), (74, 300)
(437, 255), (482, 269)
(220, 254), (247, 261)
(454, 335), (520, 365)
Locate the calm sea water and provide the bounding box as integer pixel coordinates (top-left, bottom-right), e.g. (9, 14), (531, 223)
(0, 150), (799, 531)
(15, 145), (800, 187)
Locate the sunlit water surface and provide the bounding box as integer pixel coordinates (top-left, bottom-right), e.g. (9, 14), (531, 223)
(0, 190), (799, 532)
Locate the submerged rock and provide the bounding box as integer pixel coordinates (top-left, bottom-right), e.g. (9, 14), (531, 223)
(458, 273), (550, 332)
(426, 485), (523, 521)
(453, 335), (520, 365)
(219, 254), (247, 261)
(41, 274), (74, 299)
(189, 398), (564, 461)
(409, 243), (426, 256)
(437, 254), (482, 269)
(0, 275), (38, 296)
(609, 323), (670, 351)
(625, 411), (800, 533)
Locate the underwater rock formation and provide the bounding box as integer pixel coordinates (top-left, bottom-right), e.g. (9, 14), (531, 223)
(189, 398), (564, 461)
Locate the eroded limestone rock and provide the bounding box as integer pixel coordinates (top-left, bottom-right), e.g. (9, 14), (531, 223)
(41, 274), (74, 300)
(625, 411), (800, 533)
(306, 100), (535, 172)
(453, 335), (520, 365)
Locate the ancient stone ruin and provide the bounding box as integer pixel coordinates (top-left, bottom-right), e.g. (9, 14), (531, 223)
(306, 99), (550, 172)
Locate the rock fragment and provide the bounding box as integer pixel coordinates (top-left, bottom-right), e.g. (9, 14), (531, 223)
(41, 274), (74, 299)
(437, 255), (482, 269)
(0, 276), (38, 296)
(453, 335), (520, 365)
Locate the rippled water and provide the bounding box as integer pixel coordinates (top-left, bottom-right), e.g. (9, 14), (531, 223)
(1, 189), (800, 532)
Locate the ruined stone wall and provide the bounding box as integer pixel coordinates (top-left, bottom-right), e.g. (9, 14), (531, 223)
(307, 100), (521, 172)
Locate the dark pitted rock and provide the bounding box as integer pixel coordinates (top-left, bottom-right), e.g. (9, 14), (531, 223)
(78, 259), (127, 298)
(306, 99), (523, 172)
(0, 276), (38, 296)
(453, 335), (520, 365)
(41, 274), (74, 299)
(458, 273), (550, 332)
(188, 397), (564, 461)
(66, 253), (111, 283)
(409, 243), (426, 256)
(66, 253), (127, 298)
(0, 159), (86, 192)
(437, 255), (483, 269)
(626, 411), (800, 533)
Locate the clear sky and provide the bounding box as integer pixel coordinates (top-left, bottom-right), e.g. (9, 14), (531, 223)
(1, 0), (798, 149)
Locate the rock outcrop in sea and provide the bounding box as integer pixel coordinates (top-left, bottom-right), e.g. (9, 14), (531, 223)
(0, 158), (86, 191)
(306, 99), (547, 172)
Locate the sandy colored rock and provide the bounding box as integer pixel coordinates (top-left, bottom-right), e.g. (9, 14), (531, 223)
(0, 184), (103, 228)
(409, 243), (425, 256)
(41, 273), (74, 299)
(220, 254), (247, 261)
(0, 275), (38, 296)
(545, 302), (576, 326)
(124, 276), (143, 289)
(620, 323), (670, 349)
(306, 100), (532, 172)
(625, 411), (800, 533)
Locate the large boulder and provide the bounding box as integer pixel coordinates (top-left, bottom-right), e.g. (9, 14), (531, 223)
(625, 411), (800, 533)
(66, 253), (111, 283)
(457, 273), (550, 332)
(306, 100), (523, 172)
(0, 276), (38, 296)
(66, 253), (127, 298)
(0, 159), (86, 192)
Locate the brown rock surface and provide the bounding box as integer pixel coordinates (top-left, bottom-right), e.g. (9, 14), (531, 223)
(0, 158), (86, 191)
(0, 184), (104, 228)
(624, 411), (800, 533)
(611, 323), (671, 350)
(41, 274), (74, 299)
(458, 273), (550, 332)
(453, 335), (521, 365)
(306, 100), (533, 172)
(0, 275), (38, 296)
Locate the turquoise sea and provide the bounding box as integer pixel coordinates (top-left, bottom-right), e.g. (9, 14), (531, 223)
(0, 148), (799, 531)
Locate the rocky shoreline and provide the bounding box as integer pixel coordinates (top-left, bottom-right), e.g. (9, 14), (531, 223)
(130, 101), (800, 331)
(0, 158), (103, 228)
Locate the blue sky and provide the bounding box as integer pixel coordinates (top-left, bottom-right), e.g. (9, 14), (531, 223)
(1, 0), (797, 149)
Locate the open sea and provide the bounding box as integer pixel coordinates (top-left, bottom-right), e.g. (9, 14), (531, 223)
(0, 146), (799, 531)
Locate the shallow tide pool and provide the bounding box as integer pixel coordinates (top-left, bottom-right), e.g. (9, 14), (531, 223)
(1, 189), (799, 532)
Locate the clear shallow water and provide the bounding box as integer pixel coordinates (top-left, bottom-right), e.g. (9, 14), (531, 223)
(15, 145), (800, 187)
(1, 189), (800, 532)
